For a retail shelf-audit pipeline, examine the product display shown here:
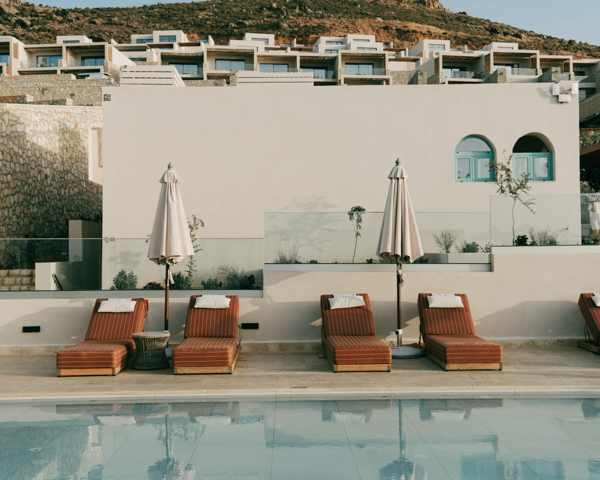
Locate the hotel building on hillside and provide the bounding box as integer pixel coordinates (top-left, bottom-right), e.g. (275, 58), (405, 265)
(0, 30), (599, 94)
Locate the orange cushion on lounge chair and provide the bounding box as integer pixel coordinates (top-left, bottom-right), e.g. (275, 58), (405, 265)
(85, 299), (147, 341)
(172, 337), (238, 367)
(424, 335), (503, 364)
(325, 335), (392, 365)
(417, 294), (476, 336)
(57, 340), (135, 369)
(579, 294), (600, 346)
(185, 296), (239, 338)
(320, 294), (376, 336)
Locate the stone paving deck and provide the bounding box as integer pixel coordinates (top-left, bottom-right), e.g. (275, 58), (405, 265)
(2, 347), (600, 403)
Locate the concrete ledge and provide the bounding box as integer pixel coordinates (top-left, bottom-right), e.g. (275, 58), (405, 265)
(265, 264), (491, 272)
(492, 245), (600, 254)
(0, 289), (263, 300)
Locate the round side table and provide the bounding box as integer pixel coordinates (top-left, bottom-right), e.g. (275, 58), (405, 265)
(132, 332), (171, 370)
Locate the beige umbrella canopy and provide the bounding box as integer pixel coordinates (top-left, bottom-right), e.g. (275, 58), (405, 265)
(148, 163), (194, 331)
(377, 159), (424, 359)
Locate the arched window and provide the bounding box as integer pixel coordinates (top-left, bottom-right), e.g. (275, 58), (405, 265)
(455, 136), (495, 182)
(512, 135), (553, 181)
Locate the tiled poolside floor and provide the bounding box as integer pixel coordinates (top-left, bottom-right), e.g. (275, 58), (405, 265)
(2, 347), (600, 401)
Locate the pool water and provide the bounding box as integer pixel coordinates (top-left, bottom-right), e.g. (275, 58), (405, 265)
(1, 398), (600, 479)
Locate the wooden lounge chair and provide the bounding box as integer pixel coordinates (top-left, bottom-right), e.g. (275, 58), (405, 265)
(173, 295), (240, 374)
(56, 298), (147, 377)
(417, 293), (503, 371)
(577, 294), (600, 354)
(320, 294), (392, 373)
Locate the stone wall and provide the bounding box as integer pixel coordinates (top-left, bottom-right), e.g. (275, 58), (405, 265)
(0, 74), (116, 106)
(581, 127), (600, 148)
(0, 269), (34, 292)
(0, 104), (103, 238)
(391, 71), (410, 85)
(483, 69), (507, 84)
(427, 72), (444, 84)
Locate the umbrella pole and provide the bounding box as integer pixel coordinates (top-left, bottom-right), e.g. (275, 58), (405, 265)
(165, 264), (170, 332)
(391, 262), (424, 359)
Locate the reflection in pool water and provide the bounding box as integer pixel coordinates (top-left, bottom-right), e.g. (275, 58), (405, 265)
(0, 398), (600, 479)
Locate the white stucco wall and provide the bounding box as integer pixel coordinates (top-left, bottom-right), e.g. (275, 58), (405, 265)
(1, 248), (599, 352)
(101, 83), (579, 241)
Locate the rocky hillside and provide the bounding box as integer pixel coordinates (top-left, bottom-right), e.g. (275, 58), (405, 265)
(0, 0), (598, 58)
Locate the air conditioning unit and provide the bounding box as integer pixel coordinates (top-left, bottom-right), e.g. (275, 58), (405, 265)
(558, 94), (571, 103)
(552, 83), (560, 96)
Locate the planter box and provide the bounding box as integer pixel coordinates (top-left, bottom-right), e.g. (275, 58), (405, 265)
(426, 253), (491, 264)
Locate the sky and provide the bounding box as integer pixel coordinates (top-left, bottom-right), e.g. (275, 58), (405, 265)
(39, 0), (600, 47)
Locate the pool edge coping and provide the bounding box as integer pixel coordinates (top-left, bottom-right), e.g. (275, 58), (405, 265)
(3, 386), (600, 404)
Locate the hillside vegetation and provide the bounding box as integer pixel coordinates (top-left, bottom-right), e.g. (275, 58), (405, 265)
(0, 0), (597, 58)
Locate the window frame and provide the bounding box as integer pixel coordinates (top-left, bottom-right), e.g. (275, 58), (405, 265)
(82, 56), (105, 67)
(159, 35), (177, 43)
(136, 38), (153, 44)
(345, 63), (374, 75)
(454, 136), (495, 183)
(512, 153), (553, 181)
(215, 59), (247, 71)
(326, 41), (343, 45)
(36, 55), (62, 67)
(170, 63), (200, 76)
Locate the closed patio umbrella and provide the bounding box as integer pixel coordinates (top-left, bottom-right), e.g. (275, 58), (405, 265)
(376, 159), (424, 359)
(148, 163), (194, 332)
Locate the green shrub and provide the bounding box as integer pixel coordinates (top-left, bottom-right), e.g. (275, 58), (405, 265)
(461, 241), (480, 253)
(201, 277), (223, 290)
(432, 230), (459, 253)
(273, 243), (301, 263)
(528, 227), (558, 246)
(218, 265), (256, 289)
(110, 270), (138, 290)
(170, 271), (192, 290)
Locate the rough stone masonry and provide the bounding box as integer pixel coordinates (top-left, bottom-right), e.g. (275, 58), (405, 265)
(0, 104), (103, 238)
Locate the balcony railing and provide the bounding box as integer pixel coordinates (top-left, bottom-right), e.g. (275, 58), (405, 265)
(344, 67), (387, 76)
(21, 59), (61, 68)
(307, 70), (336, 80)
(258, 67), (299, 74)
(208, 63), (254, 72)
(446, 71), (475, 79)
(265, 212), (491, 265)
(490, 194), (588, 246)
(0, 238), (263, 292)
(67, 59), (106, 67)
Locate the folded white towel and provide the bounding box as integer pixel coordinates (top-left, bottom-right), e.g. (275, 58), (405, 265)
(329, 295), (366, 310)
(98, 300), (136, 313)
(194, 295), (231, 309)
(427, 294), (464, 309)
(592, 294), (600, 307)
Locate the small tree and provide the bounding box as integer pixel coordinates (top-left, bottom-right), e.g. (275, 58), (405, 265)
(184, 214), (204, 287)
(348, 205), (366, 264)
(490, 154), (535, 245)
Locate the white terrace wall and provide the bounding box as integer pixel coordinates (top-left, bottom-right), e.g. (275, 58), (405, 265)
(101, 83), (580, 241)
(0, 247), (598, 353)
(0, 104), (103, 238)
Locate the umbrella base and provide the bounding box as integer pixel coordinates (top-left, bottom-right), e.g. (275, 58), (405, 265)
(391, 346), (425, 359)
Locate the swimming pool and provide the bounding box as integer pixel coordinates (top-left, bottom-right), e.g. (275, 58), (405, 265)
(1, 398), (599, 479)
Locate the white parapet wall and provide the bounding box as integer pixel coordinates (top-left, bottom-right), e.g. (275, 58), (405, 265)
(2, 246), (600, 354)
(119, 65), (186, 87)
(234, 71), (314, 86)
